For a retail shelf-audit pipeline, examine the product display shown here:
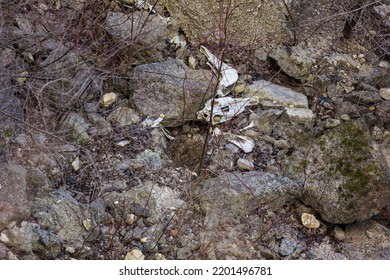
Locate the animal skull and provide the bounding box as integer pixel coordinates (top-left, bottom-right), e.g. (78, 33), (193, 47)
(197, 96), (258, 125)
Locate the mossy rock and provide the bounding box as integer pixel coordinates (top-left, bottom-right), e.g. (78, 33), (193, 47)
(102, 183), (158, 221)
(282, 120), (390, 224)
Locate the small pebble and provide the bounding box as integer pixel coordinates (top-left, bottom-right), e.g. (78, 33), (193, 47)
(100, 92), (117, 107)
(321, 102), (334, 110)
(83, 219), (92, 231)
(301, 213), (320, 229)
(0, 232), (9, 243)
(379, 61), (390, 68)
(125, 249), (145, 260)
(340, 114), (351, 121)
(372, 126), (383, 141)
(233, 83), (246, 94)
(237, 158), (254, 171)
(365, 230), (375, 239)
(126, 214), (137, 226)
(188, 56), (197, 69)
(65, 246), (76, 254)
(379, 88), (390, 100)
(331, 226), (345, 241)
(140, 237), (148, 243)
(115, 140), (131, 147)
(154, 253), (166, 260)
(71, 157), (80, 171)
(324, 118), (341, 129)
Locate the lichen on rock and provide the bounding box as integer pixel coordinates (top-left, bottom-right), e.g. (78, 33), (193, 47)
(161, 0), (288, 47)
(283, 120), (390, 224)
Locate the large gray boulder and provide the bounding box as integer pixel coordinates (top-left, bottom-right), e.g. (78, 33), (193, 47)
(282, 120), (390, 223)
(247, 80), (309, 108)
(0, 164), (31, 231)
(37, 44), (102, 108)
(105, 11), (167, 50)
(0, 89), (23, 146)
(197, 171), (302, 219)
(161, 0), (288, 47)
(132, 59), (215, 126)
(195, 171), (302, 259)
(342, 220), (390, 259)
(102, 181), (185, 223)
(32, 190), (92, 246)
(105, 11), (168, 64)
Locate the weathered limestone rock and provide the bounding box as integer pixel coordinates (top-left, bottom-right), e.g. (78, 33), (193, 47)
(198, 171), (301, 218)
(161, 0), (288, 47)
(0, 164), (31, 231)
(342, 220), (390, 259)
(102, 181), (184, 223)
(32, 190), (92, 245)
(132, 59), (215, 126)
(247, 80), (308, 108)
(105, 11), (168, 63)
(107, 106), (141, 127)
(282, 120), (390, 223)
(269, 46), (315, 82)
(125, 249), (145, 260)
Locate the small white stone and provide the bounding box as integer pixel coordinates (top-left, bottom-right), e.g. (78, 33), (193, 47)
(100, 92), (117, 107)
(124, 249), (145, 260)
(65, 246), (76, 254)
(115, 140), (131, 147)
(82, 219), (92, 231)
(285, 108), (315, 121)
(372, 126), (384, 141)
(126, 214), (136, 225)
(331, 226), (345, 241)
(154, 253), (166, 260)
(301, 213), (320, 229)
(51, 168), (59, 175)
(188, 56), (197, 69)
(71, 157), (80, 171)
(379, 88), (390, 100)
(7, 221), (17, 229)
(379, 61), (390, 68)
(237, 158), (254, 171)
(324, 118), (341, 129)
(365, 230), (375, 239)
(140, 237), (148, 243)
(0, 232), (10, 243)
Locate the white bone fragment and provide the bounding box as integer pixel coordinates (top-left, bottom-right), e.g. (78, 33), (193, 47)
(142, 114), (165, 128)
(115, 140), (131, 147)
(126, 0), (155, 12)
(240, 121), (256, 131)
(197, 96), (258, 125)
(227, 134), (255, 153)
(170, 34), (186, 49)
(141, 114), (175, 140)
(200, 46), (238, 97)
(160, 126), (175, 140)
(212, 127), (223, 137)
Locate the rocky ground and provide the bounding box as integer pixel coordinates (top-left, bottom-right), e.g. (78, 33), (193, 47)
(0, 0), (390, 260)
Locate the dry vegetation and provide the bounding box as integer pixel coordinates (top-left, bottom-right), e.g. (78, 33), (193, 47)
(1, 0), (389, 259)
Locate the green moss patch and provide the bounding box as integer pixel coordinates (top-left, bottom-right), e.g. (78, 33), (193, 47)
(319, 121), (383, 196)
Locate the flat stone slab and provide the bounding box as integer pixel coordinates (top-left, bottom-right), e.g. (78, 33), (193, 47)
(248, 80), (308, 108)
